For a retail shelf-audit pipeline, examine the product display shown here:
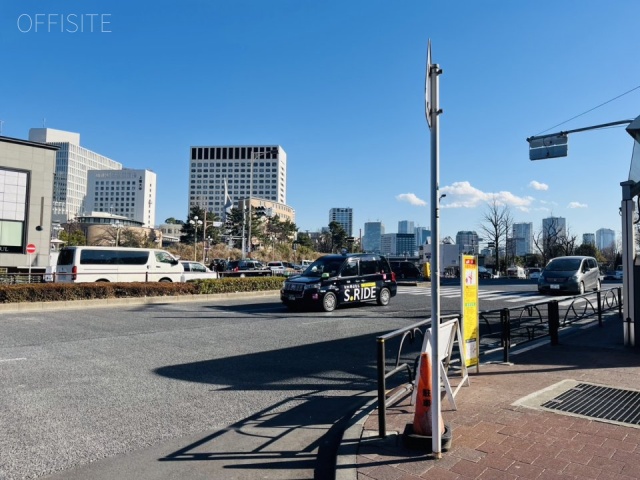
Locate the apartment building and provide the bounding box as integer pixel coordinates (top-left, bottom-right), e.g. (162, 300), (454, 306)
(329, 207), (353, 237)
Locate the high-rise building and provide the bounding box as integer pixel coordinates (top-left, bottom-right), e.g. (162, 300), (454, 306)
(28, 128), (122, 223)
(329, 207), (353, 237)
(582, 233), (595, 246)
(188, 145), (287, 221)
(415, 227), (431, 247)
(513, 222), (533, 256)
(363, 221), (385, 253)
(380, 233), (416, 256)
(596, 228), (615, 250)
(542, 216), (566, 240)
(85, 169), (157, 227)
(398, 220), (415, 234)
(456, 231), (479, 254)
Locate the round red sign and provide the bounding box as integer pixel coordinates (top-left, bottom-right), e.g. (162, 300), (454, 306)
(26, 243), (36, 254)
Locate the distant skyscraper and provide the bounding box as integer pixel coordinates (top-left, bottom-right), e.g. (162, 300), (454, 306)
(329, 207), (353, 237)
(456, 231), (479, 254)
(29, 128), (122, 223)
(381, 233), (416, 256)
(583, 233), (595, 246)
(398, 220), (415, 234)
(363, 221), (384, 253)
(415, 227), (431, 247)
(542, 216), (566, 240)
(513, 222), (533, 256)
(596, 228), (615, 250)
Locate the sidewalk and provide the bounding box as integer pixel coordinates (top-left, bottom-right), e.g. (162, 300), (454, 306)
(337, 314), (640, 479)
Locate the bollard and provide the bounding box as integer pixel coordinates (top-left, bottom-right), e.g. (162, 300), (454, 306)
(597, 291), (602, 327)
(500, 308), (510, 363)
(548, 300), (560, 345)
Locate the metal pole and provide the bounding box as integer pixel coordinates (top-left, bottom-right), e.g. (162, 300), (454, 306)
(429, 58), (443, 457)
(621, 181), (636, 346)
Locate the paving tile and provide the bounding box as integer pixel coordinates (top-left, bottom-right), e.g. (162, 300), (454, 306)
(450, 458), (487, 478)
(505, 460), (545, 478)
(562, 461), (602, 479)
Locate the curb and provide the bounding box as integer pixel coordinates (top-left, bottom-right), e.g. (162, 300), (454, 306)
(335, 393), (378, 480)
(0, 290), (282, 313)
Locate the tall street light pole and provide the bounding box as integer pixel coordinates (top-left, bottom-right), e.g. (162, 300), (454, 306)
(189, 216), (202, 261)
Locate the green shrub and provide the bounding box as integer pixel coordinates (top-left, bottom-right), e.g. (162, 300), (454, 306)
(0, 277), (284, 304)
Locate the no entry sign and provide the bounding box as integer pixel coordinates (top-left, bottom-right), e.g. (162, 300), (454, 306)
(26, 243), (36, 254)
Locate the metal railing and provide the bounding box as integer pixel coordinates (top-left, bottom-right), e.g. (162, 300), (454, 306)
(374, 287), (623, 437)
(375, 314), (461, 438)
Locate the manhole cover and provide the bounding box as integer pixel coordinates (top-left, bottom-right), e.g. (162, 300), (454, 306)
(542, 383), (640, 425)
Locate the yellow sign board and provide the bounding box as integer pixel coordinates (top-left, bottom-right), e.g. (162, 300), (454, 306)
(460, 255), (479, 368)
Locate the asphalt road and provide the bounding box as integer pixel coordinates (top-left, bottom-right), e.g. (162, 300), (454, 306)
(0, 278), (622, 480)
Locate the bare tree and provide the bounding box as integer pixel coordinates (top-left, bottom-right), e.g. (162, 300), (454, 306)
(479, 197), (512, 275)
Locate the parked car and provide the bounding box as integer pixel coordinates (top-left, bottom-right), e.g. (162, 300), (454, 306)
(538, 256), (601, 295)
(180, 261), (218, 281)
(267, 261), (286, 275)
(615, 265), (623, 280)
(281, 253), (397, 312)
(527, 268), (542, 280)
(390, 261), (422, 280)
(478, 266), (492, 279)
(224, 260), (272, 277)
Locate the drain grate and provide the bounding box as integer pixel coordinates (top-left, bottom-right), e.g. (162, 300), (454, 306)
(542, 383), (640, 426)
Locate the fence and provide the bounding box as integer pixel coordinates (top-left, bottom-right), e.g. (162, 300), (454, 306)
(375, 287), (622, 437)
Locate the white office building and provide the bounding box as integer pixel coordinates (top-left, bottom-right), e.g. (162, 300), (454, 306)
(85, 169), (157, 227)
(513, 222), (533, 256)
(596, 228), (615, 250)
(329, 207), (353, 237)
(188, 145), (287, 221)
(28, 128), (122, 223)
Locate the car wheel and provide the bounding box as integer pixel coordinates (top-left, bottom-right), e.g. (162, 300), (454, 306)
(377, 287), (391, 306)
(322, 292), (337, 312)
(579, 282), (585, 295)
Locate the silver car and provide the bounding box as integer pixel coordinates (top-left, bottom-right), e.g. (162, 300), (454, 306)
(538, 256), (601, 295)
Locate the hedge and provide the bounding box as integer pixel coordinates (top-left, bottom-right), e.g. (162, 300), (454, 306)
(0, 276), (287, 304)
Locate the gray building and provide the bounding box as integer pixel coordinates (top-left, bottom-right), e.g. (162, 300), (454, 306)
(596, 228), (615, 250)
(329, 207), (353, 237)
(542, 216), (566, 240)
(381, 233), (416, 256)
(456, 231), (479, 255)
(512, 222), (533, 256)
(363, 221), (384, 253)
(0, 136), (58, 270)
(398, 220), (414, 234)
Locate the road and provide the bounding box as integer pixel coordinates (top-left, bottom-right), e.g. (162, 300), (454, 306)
(0, 279), (621, 480)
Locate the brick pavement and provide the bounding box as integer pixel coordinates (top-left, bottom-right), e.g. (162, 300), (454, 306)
(337, 314), (640, 480)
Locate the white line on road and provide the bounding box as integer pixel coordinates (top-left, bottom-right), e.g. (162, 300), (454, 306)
(0, 357), (27, 363)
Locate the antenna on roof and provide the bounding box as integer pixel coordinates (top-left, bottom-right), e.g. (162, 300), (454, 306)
(42, 118), (46, 128)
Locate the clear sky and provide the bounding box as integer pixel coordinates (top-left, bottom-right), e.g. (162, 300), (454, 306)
(1, 1), (639, 246)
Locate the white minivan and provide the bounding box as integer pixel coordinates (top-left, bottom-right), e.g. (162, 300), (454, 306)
(54, 246), (184, 283)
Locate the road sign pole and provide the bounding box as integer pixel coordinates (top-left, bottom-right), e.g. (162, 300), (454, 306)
(426, 39), (444, 458)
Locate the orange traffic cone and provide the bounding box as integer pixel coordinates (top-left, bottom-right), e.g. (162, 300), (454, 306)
(412, 352), (445, 436)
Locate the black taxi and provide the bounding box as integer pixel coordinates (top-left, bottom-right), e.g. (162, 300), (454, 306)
(280, 252), (397, 312)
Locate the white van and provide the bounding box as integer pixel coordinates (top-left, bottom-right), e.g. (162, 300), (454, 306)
(54, 246), (183, 283)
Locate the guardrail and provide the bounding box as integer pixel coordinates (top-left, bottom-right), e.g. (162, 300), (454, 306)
(375, 314), (461, 438)
(375, 287), (623, 437)
(479, 287), (622, 362)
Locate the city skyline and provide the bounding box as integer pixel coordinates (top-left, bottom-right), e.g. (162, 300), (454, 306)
(1, 2), (638, 242)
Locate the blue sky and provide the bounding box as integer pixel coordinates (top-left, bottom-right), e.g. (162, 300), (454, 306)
(1, 1), (639, 245)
